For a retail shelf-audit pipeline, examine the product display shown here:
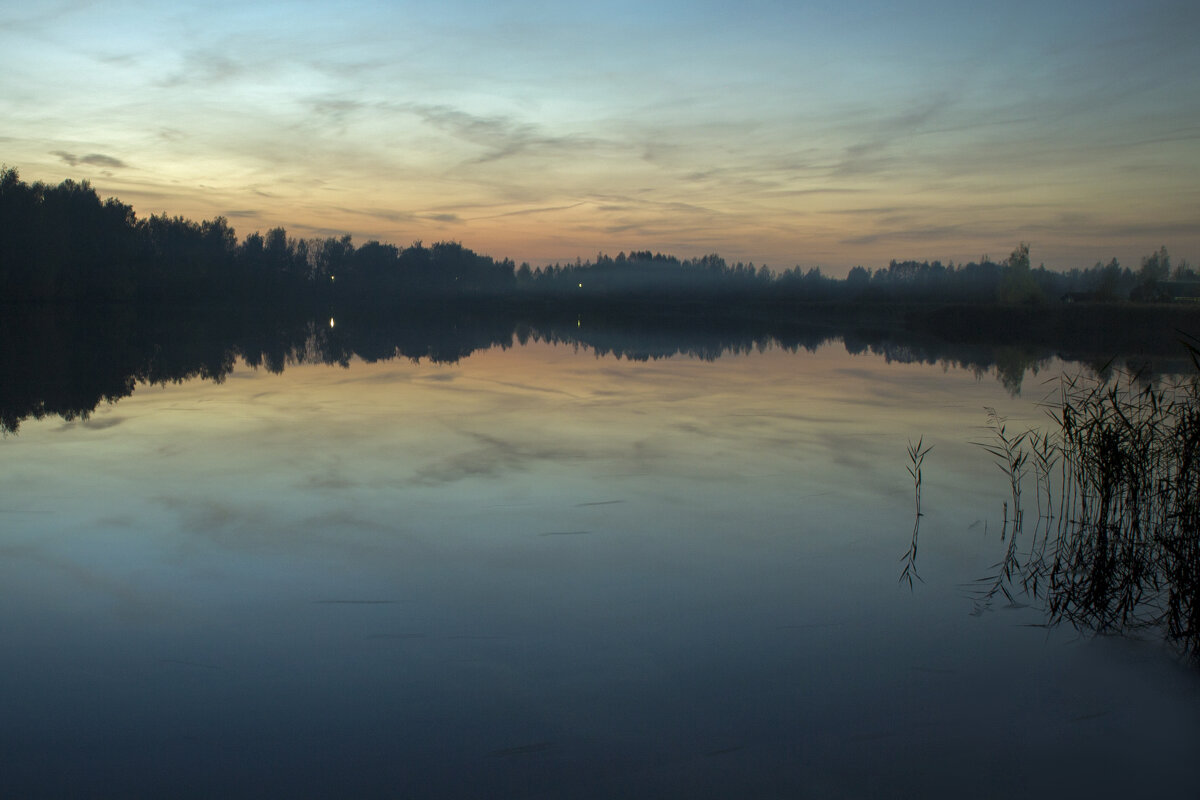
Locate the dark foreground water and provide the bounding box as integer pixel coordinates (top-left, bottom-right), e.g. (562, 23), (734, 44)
(2, 339), (1197, 798)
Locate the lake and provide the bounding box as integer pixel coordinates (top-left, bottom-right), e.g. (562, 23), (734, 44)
(2, 332), (1197, 798)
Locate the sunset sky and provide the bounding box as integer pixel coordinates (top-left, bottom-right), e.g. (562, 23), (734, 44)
(3, 0), (1198, 274)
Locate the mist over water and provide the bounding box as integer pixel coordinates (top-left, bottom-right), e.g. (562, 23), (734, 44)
(2, 338), (1197, 798)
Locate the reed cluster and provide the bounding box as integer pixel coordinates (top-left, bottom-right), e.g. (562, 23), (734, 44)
(914, 336), (1200, 660)
(1042, 355), (1200, 656)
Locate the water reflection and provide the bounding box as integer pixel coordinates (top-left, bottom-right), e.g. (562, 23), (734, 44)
(3, 305), (1195, 434)
(1, 333), (1198, 798)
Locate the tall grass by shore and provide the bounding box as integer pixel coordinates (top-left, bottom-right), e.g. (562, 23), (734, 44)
(915, 335), (1200, 660)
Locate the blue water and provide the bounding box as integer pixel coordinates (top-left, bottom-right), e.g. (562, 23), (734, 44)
(1, 341), (1196, 797)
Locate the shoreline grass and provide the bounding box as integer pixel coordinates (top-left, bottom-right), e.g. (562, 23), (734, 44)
(910, 334), (1200, 660)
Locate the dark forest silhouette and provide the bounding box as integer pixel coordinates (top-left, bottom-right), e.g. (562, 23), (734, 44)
(3, 168), (1199, 307)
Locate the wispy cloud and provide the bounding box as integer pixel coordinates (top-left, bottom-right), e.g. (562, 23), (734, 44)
(51, 150), (128, 169)
(333, 206), (416, 223)
(159, 49), (249, 88)
(831, 142), (897, 179)
(309, 97), (366, 122)
(467, 203), (585, 221)
(401, 103), (608, 165)
(822, 93), (960, 180)
(840, 225), (979, 247)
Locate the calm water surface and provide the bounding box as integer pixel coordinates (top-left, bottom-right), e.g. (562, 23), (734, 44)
(2, 340), (1197, 798)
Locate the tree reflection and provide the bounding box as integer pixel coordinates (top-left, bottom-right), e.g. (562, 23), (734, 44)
(1, 305), (1196, 435)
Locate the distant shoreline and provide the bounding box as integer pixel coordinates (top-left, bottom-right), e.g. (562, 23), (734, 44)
(5, 171), (1198, 309)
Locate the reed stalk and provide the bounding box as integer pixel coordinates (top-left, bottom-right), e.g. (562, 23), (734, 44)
(900, 437), (933, 589)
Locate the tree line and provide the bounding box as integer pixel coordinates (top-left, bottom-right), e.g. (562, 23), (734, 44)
(2, 167), (1196, 307)
(0, 168), (516, 304)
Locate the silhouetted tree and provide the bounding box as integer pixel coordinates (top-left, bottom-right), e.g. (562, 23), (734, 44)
(997, 243), (1043, 304)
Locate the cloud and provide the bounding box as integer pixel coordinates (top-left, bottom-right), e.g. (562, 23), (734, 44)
(51, 151), (128, 169)
(94, 51), (139, 67)
(762, 187), (866, 198)
(309, 97), (366, 122)
(531, 195), (732, 242)
(885, 92), (957, 134)
(840, 225), (975, 246)
(158, 49), (247, 88)
(81, 153), (127, 168)
(400, 103), (607, 165)
(333, 206), (416, 223)
(1056, 219), (1200, 241)
(831, 141), (897, 179)
(826, 205), (918, 217)
(468, 203), (584, 221)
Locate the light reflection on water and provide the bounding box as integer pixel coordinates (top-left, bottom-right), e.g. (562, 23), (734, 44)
(1, 341), (1197, 798)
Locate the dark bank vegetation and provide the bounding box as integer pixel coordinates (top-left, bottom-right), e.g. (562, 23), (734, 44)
(909, 337), (1200, 662)
(3, 168), (1199, 310)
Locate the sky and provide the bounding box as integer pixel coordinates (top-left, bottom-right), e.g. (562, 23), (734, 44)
(2, 0), (1199, 275)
